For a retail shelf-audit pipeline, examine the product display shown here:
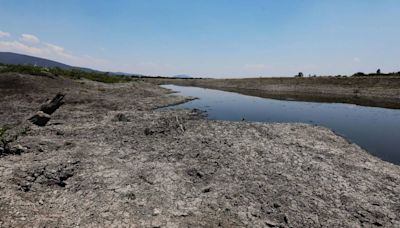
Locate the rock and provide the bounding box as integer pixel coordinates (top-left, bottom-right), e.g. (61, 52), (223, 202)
(11, 145), (26, 155)
(112, 113), (130, 122)
(0, 144), (26, 156)
(273, 203), (281, 209)
(284, 214), (289, 224)
(202, 187), (211, 193)
(28, 111), (51, 127)
(265, 219), (279, 227)
(152, 208), (161, 216)
(187, 168), (203, 179)
(144, 128), (154, 136)
(125, 192), (136, 201)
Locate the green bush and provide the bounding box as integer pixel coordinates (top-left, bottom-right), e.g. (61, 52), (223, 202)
(0, 64), (133, 83)
(352, 71), (400, 77)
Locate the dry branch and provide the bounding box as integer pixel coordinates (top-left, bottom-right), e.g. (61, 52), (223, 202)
(40, 93), (65, 115)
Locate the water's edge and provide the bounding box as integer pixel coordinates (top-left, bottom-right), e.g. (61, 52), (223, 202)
(161, 84), (400, 165)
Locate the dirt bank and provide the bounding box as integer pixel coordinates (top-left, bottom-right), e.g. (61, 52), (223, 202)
(150, 77), (400, 109)
(0, 73), (399, 227)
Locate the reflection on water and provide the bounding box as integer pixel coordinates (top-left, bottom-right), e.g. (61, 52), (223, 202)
(161, 84), (400, 165)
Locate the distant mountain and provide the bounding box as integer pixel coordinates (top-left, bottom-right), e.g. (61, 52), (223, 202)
(110, 72), (144, 77)
(174, 74), (193, 79)
(0, 52), (140, 76)
(0, 52), (80, 70)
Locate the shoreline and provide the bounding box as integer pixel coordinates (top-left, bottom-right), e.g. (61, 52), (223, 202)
(1, 73), (399, 227)
(149, 77), (400, 109)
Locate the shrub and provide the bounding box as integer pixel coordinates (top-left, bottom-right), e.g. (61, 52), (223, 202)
(295, 72), (304, 78)
(353, 72), (366, 77)
(0, 64), (133, 83)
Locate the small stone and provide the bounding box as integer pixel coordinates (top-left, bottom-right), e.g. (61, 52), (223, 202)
(144, 128), (154, 136)
(284, 214), (289, 224)
(151, 219), (163, 228)
(11, 145), (26, 155)
(153, 208), (161, 216)
(112, 113), (130, 122)
(265, 219), (278, 227)
(273, 203), (281, 208)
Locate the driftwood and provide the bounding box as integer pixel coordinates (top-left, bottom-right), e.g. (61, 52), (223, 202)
(175, 116), (185, 133)
(40, 93), (65, 115)
(28, 111), (51, 127)
(29, 93), (65, 126)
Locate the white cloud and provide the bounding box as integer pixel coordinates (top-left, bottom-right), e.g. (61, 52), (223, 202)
(20, 34), (40, 44)
(44, 43), (75, 59)
(0, 33), (108, 69)
(45, 43), (64, 52)
(0, 40), (43, 55)
(353, 57), (361, 63)
(0, 31), (10, 38)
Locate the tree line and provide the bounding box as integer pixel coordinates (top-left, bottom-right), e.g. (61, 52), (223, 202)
(295, 69), (400, 78)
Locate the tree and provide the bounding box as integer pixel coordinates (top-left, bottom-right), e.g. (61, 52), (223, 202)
(296, 72), (304, 78)
(377, 69), (381, 74)
(353, 72), (366, 77)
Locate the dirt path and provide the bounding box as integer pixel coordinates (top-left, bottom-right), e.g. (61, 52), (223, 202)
(0, 73), (399, 227)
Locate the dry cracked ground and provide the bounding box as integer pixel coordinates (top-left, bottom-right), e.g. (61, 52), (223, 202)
(0, 73), (399, 227)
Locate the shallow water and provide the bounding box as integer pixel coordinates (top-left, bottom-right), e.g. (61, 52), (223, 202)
(161, 84), (400, 165)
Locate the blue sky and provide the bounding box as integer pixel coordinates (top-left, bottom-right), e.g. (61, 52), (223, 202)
(0, 0), (399, 77)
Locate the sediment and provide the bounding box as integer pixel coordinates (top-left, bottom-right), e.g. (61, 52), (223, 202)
(150, 77), (400, 109)
(0, 73), (399, 227)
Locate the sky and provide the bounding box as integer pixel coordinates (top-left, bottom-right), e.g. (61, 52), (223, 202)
(0, 0), (399, 78)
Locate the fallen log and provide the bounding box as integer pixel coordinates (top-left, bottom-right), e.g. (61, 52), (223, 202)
(28, 93), (65, 126)
(28, 111), (51, 127)
(40, 93), (65, 115)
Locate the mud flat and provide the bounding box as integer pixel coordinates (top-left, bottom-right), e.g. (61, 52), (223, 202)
(150, 77), (400, 109)
(0, 73), (399, 227)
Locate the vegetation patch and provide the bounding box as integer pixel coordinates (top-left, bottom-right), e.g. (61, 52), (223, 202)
(0, 125), (29, 156)
(0, 63), (134, 83)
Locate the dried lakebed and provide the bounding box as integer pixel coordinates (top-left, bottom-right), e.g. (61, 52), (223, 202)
(0, 73), (399, 227)
(162, 84), (400, 165)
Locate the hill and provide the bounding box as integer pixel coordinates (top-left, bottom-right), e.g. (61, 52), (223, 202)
(174, 74), (193, 79)
(0, 52), (140, 76)
(0, 52), (82, 70)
